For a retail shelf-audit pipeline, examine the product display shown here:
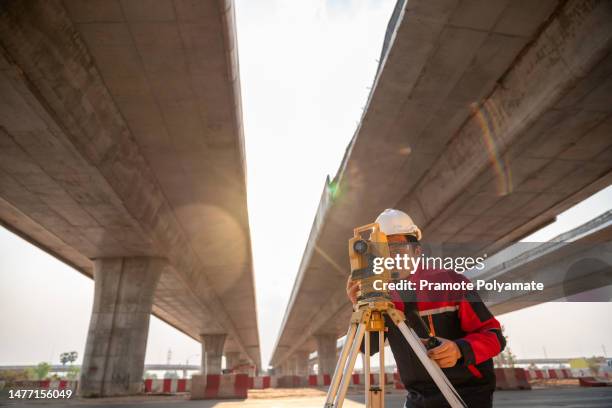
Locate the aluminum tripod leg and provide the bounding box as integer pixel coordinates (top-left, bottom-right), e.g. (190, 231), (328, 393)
(364, 332), (370, 407)
(337, 322), (366, 408)
(395, 321), (466, 408)
(324, 321), (358, 407)
(324, 321), (366, 408)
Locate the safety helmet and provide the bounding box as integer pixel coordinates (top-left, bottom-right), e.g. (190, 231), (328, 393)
(375, 208), (422, 240)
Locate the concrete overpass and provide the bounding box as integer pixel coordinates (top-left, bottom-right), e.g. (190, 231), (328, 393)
(0, 0), (259, 397)
(270, 0), (612, 376)
(467, 210), (612, 314)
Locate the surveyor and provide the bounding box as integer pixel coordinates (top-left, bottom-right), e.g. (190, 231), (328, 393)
(346, 209), (506, 408)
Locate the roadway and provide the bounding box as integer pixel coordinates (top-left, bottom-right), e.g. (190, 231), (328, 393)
(2, 388), (612, 407)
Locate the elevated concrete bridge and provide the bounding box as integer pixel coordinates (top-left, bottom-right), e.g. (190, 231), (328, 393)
(469, 210), (612, 314)
(0, 0), (258, 397)
(270, 0), (612, 376)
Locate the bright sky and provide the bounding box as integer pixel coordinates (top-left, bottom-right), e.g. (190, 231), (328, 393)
(0, 0), (610, 370)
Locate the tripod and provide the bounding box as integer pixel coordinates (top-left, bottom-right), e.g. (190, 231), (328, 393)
(323, 300), (466, 408)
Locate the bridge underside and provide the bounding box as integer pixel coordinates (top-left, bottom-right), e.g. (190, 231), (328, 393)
(0, 0), (259, 395)
(271, 0), (612, 371)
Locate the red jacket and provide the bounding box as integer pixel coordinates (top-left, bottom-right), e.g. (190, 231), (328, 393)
(362, 267), (505, 406)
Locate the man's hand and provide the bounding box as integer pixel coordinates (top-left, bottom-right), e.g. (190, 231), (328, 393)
(426, 337), (461, 368)
(346, 277), (360, 305)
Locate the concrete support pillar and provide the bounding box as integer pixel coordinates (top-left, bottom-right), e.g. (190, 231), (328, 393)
(200, 334), (226, 375)
(236, 358), (250, 374)
(315, 334), (337, 375)
(79, 258), (164, 397)
(224, 351), (240, 372)
(293, 350), (310, 376)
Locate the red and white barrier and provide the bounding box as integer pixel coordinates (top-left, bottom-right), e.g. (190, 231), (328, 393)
(579, 377), (611, 387)
(143, 378), (190, 394)
(190, 374), (249, 399)
(393, 371), (404, 390)
(348, 373), (392, 387)
(571, 368), (594, 378)
(494, 368), (531, 390)
(276, 375), (307, 388)
(527, 369), (547, 380)
(527, 368), (577, 380)
(10, 380), (77, 391)
(547, 369), (572, 379)
(251, 376), (271, 389)
(308, 374), (331, 386)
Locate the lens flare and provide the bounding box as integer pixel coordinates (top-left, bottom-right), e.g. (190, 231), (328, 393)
(471, 101), (513, 196)
(327, 178), (340, 200)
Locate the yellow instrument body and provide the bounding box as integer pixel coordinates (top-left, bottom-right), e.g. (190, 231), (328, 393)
(348, 222), (392, 307)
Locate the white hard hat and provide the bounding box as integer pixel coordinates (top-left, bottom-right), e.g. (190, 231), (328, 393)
(375, 208), (422, 240)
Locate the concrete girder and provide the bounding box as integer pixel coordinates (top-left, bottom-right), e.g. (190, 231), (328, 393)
(0, 0), (260, 370)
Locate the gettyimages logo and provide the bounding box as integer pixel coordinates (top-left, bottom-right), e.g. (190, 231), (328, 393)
(372, 253), (487, 275)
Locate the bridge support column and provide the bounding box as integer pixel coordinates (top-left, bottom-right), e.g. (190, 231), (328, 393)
(225, 351), (240, 372)
(79, 257), (164, 397)
(315, 334), (337, 376)
(280, 360), (291, 375)
(236, 358), (251, 374)
(200, 334), (226, 375)
(294, 351), (310, 376)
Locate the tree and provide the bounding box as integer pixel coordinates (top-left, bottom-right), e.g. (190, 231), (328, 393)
(493, 325), (513, 367)
(60, 351), (78, 366)
(144, 371), (158, 379)
(66, 366), (80, 381)
(33, 362), (50, 380)
(163, 371), (179, 379)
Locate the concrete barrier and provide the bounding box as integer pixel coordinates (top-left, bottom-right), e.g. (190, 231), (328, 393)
(143, 379), (189, 394)
(571, 368), (592, 378)
(528, 368), (576, 380)
(190, 374), (248, 399)
(276, 375), (307, 388)
(251, 376), (271, 389)
(270, 376), (278, 388)
(308, 374), (331, 386)
(495, 368), (531, 390)
(349, 374), (371, 387)
(9, 380), (77, 391)
(348, 373), (393, 387)
(579, 377), (610, 387)
(393, 371), (404, 390)
(527, 369), (547, 380)
(547, 369), (572, 379)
